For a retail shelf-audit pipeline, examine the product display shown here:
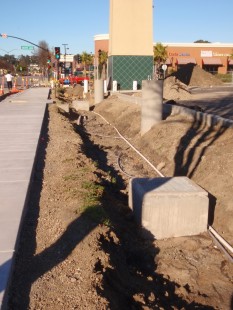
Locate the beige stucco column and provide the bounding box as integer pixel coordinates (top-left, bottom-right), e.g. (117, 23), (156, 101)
(109, 0), (153, 56)
(108, 0), (154, 90)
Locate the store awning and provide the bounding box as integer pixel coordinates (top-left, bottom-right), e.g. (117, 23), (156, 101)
(228, 59), (233, 65)
(202, 57), (222, 65)
(176, 57), (196, 65)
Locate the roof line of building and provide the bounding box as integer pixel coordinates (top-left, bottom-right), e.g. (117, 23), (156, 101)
(94, 34), (233, 48)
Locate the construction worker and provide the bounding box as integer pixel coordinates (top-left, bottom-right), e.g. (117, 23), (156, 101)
(5, 71), (13, 92)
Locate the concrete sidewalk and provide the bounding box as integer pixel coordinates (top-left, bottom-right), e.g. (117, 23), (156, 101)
(0, 88), (50, 309)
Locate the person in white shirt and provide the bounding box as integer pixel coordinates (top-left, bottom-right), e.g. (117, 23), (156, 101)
(5, 71), (13, 92)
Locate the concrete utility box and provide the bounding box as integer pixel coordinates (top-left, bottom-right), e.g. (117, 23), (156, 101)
(129, 177), (209, 239)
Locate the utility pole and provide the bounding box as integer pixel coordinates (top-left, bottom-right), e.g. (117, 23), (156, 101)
(62, 44), (68, 77)
(0, 33), (49, 52)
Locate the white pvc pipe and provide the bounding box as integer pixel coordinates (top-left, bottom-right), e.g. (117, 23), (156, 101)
(208, 226), (233, 254)
(208, 230), (233, 262)
(92, 110), (233, 259)
(93, 111), (165, 177)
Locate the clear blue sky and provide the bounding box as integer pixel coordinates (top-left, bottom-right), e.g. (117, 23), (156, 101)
(1, 0), (233, 57)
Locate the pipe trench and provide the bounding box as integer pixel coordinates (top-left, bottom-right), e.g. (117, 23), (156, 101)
(92, 111), (233, 261)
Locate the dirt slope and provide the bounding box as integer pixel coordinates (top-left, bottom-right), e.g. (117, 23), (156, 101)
(8, 90), (233, 310)
(170, 63), (224, 87)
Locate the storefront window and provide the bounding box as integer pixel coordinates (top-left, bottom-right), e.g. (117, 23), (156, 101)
(227, 65), (233, 72)
(202, 65), (219, 75)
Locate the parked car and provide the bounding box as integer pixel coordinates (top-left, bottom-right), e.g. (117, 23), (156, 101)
(59, 72), (89, 85)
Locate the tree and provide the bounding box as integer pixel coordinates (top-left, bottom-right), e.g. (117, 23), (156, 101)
(153, 42), (168, 67)
(0, 54), (17, 73)
(80, 52), (93, 77)
(230, 49), (233, 59)
(16, 55), (33, 74)
(33, 40), (51, 76)
(194, 40), (211, 43)
(98, 50), (108, 79)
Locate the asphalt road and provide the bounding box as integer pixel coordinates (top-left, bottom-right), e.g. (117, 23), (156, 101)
(178, 84), (233, 120)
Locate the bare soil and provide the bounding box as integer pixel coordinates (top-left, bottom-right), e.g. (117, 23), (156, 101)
(8, 67), (233, 310)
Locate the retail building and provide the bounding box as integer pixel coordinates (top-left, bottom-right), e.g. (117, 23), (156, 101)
(94, 34), (233, 75)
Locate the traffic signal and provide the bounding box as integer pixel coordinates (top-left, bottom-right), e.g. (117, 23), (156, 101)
(47, 55), (51, 63)
(55, 47), (60, 59)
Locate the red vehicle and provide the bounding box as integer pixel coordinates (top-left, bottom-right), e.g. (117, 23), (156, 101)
(59, 71), (89, 85)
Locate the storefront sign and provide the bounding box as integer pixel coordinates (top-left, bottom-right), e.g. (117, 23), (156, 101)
(169, 52), (190, 56)
(213, 52), (231, 57)
(201, 51), (231, 57)
(201, 51), (213, 57)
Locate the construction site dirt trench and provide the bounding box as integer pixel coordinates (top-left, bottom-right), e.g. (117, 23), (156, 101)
(8, 66), (233, 310)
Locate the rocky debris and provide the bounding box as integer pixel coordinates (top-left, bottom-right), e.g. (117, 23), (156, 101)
(57, 84), (94, 105)
(163, 76), (192, 101)
(163, 64), (223, 101)
(65, 84), (84, 100)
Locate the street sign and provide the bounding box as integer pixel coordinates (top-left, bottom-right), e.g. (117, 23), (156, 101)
(21, 46), (34, 50)
(161, 64), (167, 71)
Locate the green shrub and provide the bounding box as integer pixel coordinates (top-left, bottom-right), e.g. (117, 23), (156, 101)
(79, 181), (110, 225)
(216, 73), (233, 83)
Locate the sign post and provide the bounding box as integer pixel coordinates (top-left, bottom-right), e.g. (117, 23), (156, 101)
(161, 64), (167, 79)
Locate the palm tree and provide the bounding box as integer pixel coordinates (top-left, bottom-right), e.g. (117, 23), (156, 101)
(153, 42), (168, 67)
(153, 42), (168, 79)
(81, 51), (93, 77)
(98, 50), (108, 79)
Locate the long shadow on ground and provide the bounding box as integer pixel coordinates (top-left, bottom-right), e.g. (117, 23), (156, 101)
(7, 107), (215, 309)
(73, 111), (215, 309)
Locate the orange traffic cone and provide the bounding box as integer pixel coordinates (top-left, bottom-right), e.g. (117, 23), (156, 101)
(11, 82), (17, 93)
(11, 82), (22, 93)
(0, 84), (4, 95)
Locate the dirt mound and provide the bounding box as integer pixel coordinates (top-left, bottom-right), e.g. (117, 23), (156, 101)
(170, 63), (223, 87)
(64, 84), (84, 99)
(163, 76), (192, 100)
(163, 64), (223, 101)
(94, 97), (233, 243)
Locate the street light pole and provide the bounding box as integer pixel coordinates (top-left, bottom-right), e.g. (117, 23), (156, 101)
(0, 33), (49, 52)
(62, 44), (68, 77)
